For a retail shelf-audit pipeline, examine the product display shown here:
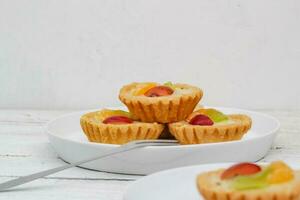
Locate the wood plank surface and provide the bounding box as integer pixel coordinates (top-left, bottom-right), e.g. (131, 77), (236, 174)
(0, 109), (299, 199)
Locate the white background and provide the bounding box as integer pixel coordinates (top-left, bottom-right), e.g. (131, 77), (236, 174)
(0, 0), (299, 110)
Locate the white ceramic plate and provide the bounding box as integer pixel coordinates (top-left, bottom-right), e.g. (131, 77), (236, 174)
(46, 107), (279, 175)
(123, 162), (299, 200)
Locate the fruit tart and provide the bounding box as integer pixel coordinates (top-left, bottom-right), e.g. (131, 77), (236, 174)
(80, 109), (164, 144)
(197, 161), (300, 200)
(168, 108), (251, 144)
(119, 82), (203, 123)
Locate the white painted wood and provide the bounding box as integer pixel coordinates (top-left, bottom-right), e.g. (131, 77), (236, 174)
(0, 156), (140, 181)
(0, 177), (130, 200)
(0, 109), (300, 199)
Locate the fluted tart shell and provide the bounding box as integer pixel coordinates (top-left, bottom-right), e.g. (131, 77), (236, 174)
(80, 111), (164, 144)
(197, 169), (300, 200)
(119, 82), (203, 123)
(168, 114), (252, 145)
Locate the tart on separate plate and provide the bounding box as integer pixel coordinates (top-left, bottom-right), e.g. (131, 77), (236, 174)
(168, 108), (252, 144)
(197, 161), (300, 200)
(80, 109), (164, 144)
(119, 82), (203, 123)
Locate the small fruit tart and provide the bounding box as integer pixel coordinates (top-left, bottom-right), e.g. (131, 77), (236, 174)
(80, 109), (164, 144)
(119, 82), (203, 123)
(168, 108), (251, 144)
(197, 161), (300, 200)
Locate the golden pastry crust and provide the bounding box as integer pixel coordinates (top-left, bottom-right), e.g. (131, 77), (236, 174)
(168, 114), (252, 145)
(197, 169), (300, 200)
(119, 82), (203, 123)
(80, 111), (164, 144)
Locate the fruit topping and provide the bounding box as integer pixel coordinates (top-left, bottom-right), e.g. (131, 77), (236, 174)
(103, 116), (133, 124)
(202, 109), (228, 122)
(98, 109), (133, 121)
(134, 83), (157, 96)
(187, 108), (228, 123)
(226, 161), (294, 190)
(266, 161), (294, 184)
(163, 81), (176, 90)
(144, 86), (174, 97)
(189, 114), (214, 126)
(221, 163), (261, 180)
(231, 167), (271, 190)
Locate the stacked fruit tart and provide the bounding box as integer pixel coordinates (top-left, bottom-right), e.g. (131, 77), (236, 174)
(80, 82), (252, 145)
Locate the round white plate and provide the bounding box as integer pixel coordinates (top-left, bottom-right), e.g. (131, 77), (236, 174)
(123, 162), (299, 200)
(46, 107), (279, 175)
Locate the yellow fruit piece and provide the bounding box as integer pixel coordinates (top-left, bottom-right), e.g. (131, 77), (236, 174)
(97, 109), (132, 121)
(267, 161), (294, 184)
(134, 83), (157, 96)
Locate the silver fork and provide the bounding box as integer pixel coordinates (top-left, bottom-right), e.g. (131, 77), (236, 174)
(0, 139), (178, 192)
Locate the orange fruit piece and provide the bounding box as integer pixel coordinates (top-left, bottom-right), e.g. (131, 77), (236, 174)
(267, 161), (294, 184)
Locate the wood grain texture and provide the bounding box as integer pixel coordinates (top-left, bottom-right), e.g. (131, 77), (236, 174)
(0, 109), (299, 199)
(0, 177), (129, 200)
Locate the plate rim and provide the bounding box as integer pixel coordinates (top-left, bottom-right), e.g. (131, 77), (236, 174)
(46, 106), (280, 149)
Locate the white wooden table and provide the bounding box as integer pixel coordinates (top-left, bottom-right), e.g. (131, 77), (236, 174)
(0, 109), (300, 199)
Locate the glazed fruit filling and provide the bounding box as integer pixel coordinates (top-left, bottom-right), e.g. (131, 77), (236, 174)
(188, 109), (228, 126)
(163, 81), (177, 90)
(103, 116), (133, 124)
(99, 109), (133, 124)
(221, 161), (294, 190)
(135, 82), (175, 97)
(221, 163), (262, 180)
(134, 83), (157, 96)
(144, 85), (174, 97)
(200, 109), (229, 122)
(189, 114), (213, 126)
